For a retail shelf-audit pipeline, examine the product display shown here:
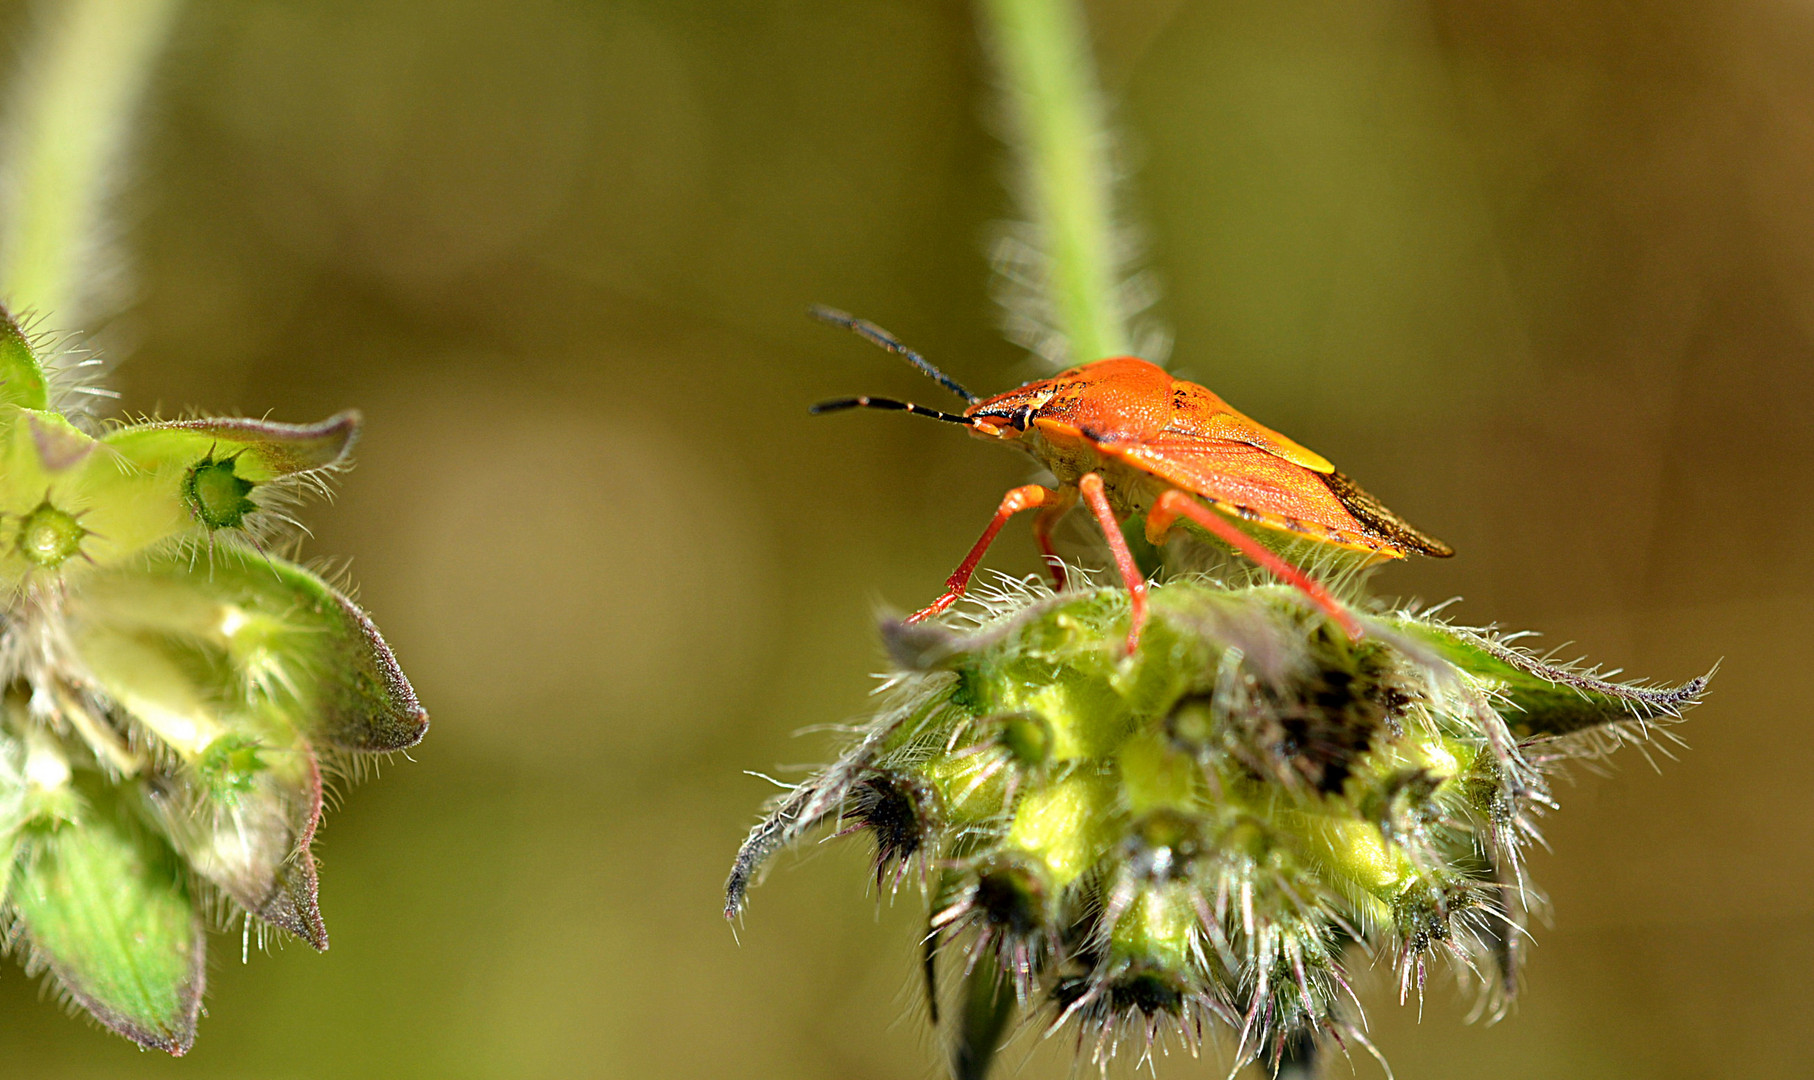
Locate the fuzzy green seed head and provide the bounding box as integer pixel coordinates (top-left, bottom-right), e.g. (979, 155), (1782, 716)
(728, 577), (1710, 1073)
(183, 455), (257, 530)
(15, 500), (86, 566)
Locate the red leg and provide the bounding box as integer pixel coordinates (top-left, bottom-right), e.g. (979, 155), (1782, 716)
(1077, 473), (1147, 656)
(1030, 486), (1078, 592)
(1147, 488), (1362, 639)
(908, 484), (1061, 622)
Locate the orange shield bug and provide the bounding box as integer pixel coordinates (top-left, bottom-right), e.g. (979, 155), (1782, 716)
(809, 307), (1452, 654)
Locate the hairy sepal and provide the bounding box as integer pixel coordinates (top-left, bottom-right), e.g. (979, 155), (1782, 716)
(60, 548), (425, 947)
(0, 305), (48, 409)
(1389, 616), (1711, 738)
(0, 409), (358, 581)
(144, 728), (329, 950)
(103, 411), (360, 483)
(9, 784), (206, 1055)
(68, 546), (428, 755)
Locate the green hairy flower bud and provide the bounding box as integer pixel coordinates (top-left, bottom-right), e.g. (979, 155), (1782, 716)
(182, 453), (259, 530)
(0, 306), (426, 1054)
(727, 577), (1708, 1076)
(13, 499), (87, 566)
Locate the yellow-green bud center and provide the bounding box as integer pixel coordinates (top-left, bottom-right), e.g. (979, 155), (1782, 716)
(16, 502), (86, 567)
(184, 456), (257, 530)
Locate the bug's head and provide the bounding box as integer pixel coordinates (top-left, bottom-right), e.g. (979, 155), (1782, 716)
(962, 384), (1057, 443)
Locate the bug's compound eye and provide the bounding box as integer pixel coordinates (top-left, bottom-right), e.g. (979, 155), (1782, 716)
(15, 501), (87, 567)
(971, 401), (1037, 437)
(184, 454), (258, 530)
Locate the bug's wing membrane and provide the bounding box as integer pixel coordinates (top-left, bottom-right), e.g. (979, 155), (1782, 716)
(1318, 468), (1454, 557)
(1165, 383), (1335, 474)
(1107, 437), (1449, 558)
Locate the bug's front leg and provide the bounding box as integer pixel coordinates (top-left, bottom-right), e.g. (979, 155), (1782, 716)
(908, 484), (1062, 623)
(1146, 488), (1363, 639)
(1077, 473), (1147, 656)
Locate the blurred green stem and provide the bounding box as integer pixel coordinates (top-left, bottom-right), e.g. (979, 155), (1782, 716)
(980, 0), (1129, 364)
(0, 0), (183, 325)
(950, 3), (1125, 1074)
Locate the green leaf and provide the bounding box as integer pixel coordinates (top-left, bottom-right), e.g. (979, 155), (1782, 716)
(10, 794), (205, 1055)
(68, 545), (428, 754)
(0, 305), (48, 409)
(103, 410), (360, 483)
(1390, 619), (1710, 738)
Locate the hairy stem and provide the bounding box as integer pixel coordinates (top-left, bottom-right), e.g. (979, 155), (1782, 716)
(0, 0), (183, 325)
(980, 0), (1129, 364)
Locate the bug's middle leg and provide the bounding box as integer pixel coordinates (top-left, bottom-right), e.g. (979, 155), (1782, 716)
(908, 484), (1062, 623)
(1077, 473), (1148, 656)
(1146, 487), (1363, 639)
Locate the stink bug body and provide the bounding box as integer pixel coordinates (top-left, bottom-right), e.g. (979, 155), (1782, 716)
(810, 307), (1451, 653)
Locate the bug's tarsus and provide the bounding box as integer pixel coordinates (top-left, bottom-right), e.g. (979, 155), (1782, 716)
(811, 396), (975, 426)
(809, 305), (980, 405)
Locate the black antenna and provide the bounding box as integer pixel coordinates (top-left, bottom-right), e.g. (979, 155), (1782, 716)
(809, 305), (979, 405)
(810, 396), (975, 426)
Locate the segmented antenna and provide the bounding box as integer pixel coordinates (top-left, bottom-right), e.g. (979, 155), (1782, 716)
(809, 306), (980, 405)
(809, 396), (974, 425)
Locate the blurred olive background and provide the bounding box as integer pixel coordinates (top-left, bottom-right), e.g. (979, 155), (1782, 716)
(0, 1), (1808, 1077)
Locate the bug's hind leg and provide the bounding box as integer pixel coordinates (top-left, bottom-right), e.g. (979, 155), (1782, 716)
(1078, 473), (1148, 656)
(1146, 488), (1363, 639)
(1030, 486), (1078, 592)
(909, 484), (1061, 623)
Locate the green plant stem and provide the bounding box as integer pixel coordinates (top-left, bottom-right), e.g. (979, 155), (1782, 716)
(980, 0), (1129, 364)
(0, 0), (183, 326)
